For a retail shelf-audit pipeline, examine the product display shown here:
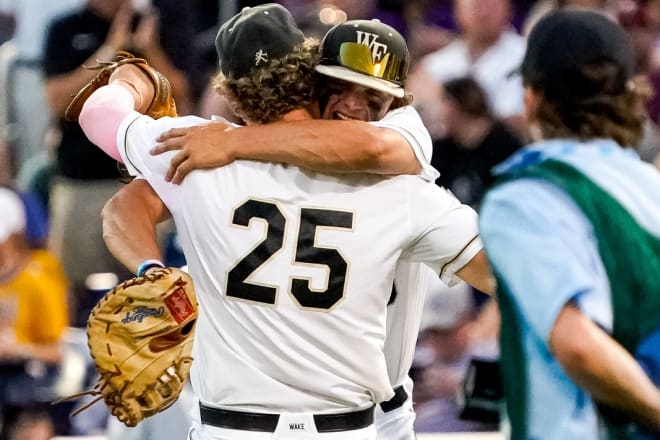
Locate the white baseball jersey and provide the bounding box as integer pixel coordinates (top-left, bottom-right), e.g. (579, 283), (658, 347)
(116, 110), (480, 416)
(371, 106), (438, 184)
(376, 107), (452, 390)
(374, 107), (451, 440)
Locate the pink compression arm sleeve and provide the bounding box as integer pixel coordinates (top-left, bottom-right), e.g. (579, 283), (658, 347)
(78, 84), (137, 163)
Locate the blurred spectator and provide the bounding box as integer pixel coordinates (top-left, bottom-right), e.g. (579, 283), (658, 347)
(0, 187), (68, 439)
(400, 0), (454, 61)
(43, 0), (134, 327)
(0, 0), (12, 44)
(432, 76), (523, 207)
(145, 0), (198, 109)
(406, 60), (447, 140)
(188, 0), (222, 88)
(0, 0), (84, 178)
(522, 0), (616, 37)
(413, 0), (526, 135)
(619, 0), (660, 168)
(412, 277), (499, 433)
(16, 191), (49, 250)
(0, 41), (13, 186)
(288, 3), (342, 39)
(0, 0), (83, 60)
(3, 408), (53, 440)
(42, 0), (194, 326)
(312, 0), (378, 20)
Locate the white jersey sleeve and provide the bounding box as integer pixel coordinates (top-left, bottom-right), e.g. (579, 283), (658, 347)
(404, 182), (482, 286)
(381, 181), (481, 390)
(116, 113), (211, 207)
(371, 106), (439, 182)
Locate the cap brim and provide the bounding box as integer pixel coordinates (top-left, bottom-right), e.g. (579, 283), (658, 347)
(315, 65), (405, 98)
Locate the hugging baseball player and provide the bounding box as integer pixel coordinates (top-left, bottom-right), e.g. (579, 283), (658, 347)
(71, 4), (494, 439)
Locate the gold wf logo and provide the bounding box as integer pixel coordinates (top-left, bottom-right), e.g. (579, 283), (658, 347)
(356, 31), (389, 62)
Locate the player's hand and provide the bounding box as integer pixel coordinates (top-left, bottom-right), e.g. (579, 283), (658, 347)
(153, 122), (235, 184)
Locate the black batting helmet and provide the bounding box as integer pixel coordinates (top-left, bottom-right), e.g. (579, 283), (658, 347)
(316, 19), (410, 98)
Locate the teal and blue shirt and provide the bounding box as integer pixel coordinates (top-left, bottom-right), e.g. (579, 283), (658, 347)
(479, 139), (660, 439)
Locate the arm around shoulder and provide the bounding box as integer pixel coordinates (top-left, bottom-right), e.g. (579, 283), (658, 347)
(155, 119), (421, 181)
(233, 119), (420, 175)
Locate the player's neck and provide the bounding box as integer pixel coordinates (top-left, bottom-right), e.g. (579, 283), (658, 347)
(280, 109), (313, 122)
(244, 109), (313, 126)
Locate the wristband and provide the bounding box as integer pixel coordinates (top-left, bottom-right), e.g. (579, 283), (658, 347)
(136, 259), (165, 277)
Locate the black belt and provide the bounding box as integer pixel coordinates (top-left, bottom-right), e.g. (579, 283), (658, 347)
(199, 403), (374, 433)
(379, 385), (409, 413)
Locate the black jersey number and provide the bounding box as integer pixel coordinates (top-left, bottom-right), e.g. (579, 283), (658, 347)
(226, 200), (353, 310)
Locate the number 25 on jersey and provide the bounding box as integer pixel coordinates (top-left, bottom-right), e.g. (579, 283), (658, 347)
(226, 199), (354, 311)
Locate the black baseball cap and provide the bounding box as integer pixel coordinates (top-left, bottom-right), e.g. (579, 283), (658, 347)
(520, 9), (634, 97)
(316, 19), (410, 98)
(215, 4), (305, 77)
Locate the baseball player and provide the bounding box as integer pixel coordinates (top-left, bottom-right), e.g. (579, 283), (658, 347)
(105, 16), (494, 440)
(81, 6), (487, 438)
(479, 10), (660, 439)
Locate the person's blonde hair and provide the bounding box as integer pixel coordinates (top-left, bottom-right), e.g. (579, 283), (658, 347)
(213, 38), (319, 124)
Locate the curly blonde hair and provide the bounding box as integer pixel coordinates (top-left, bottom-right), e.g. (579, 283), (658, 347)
(213, 38), (319, 124)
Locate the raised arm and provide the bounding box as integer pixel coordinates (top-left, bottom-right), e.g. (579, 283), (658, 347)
(78, 63), (158, 161)
(101, 179), (170, 274)
(153, 117), (422, 184)
(550, 304), (660, 430)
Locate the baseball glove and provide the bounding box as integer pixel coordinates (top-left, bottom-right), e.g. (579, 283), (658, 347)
(65, 268), (197, 427)
(64, 50), (177, 122)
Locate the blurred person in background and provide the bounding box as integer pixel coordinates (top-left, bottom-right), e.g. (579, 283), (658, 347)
(0, 41), (13, 187)
(317, 0), (377, 19)
(0, 0), (84, 179)
(522, 0), (616, 37)
(2, 409), (53, 440)
(0, 1), (12, 44)
(480, 10), (660, 439)
(412, 278), (499, 433)
(411, 0), (526, 138)
(42, 0), (194, 326)
(619, 0), (660, 168)
(399, 0), (454, 61)
(432, 76), (523, 208)
(0, 187), (68, 439)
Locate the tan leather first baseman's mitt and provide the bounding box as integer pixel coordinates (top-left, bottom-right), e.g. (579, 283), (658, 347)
(64, 50), (177, 122)
(69, 268), (197, 427)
